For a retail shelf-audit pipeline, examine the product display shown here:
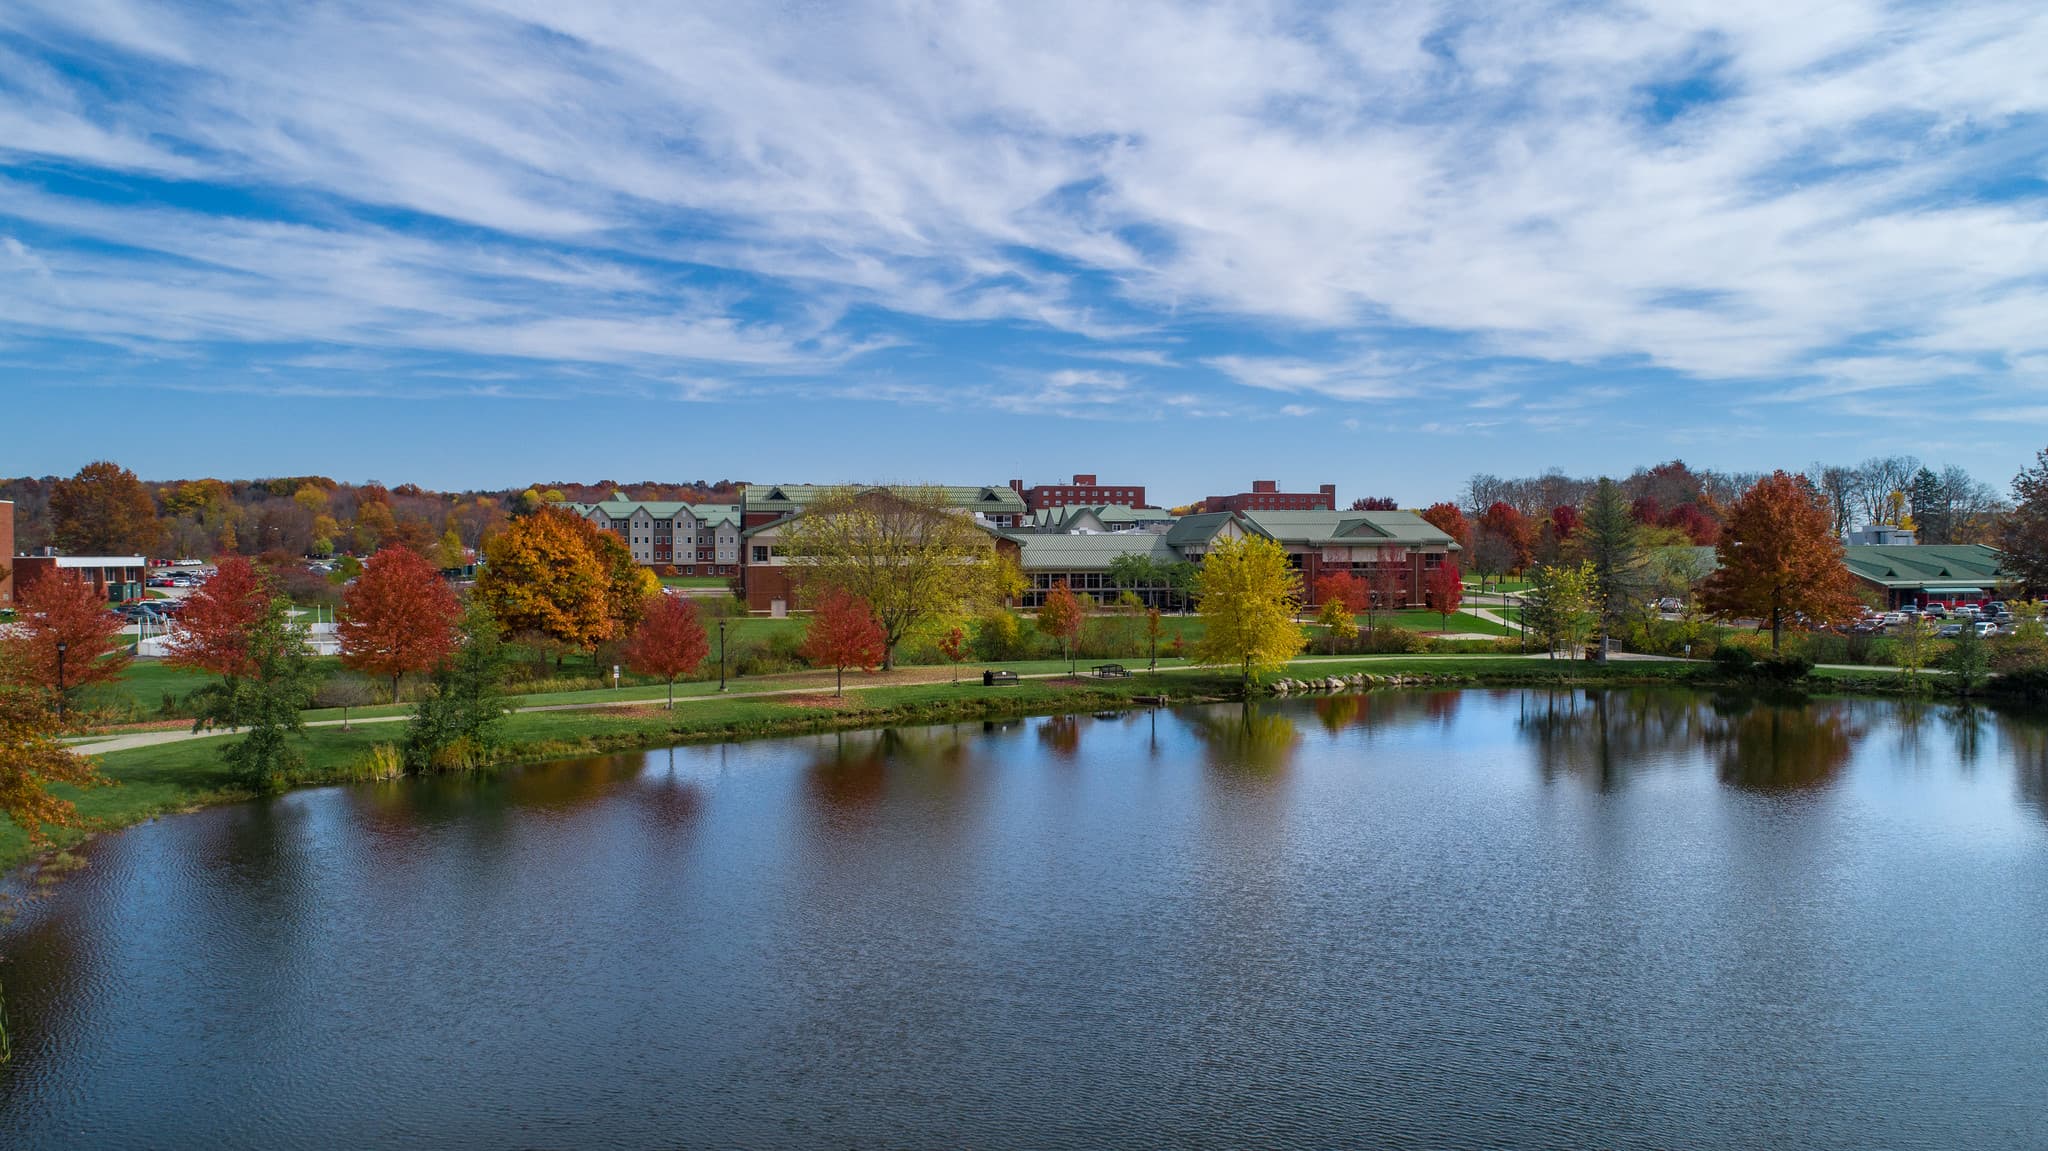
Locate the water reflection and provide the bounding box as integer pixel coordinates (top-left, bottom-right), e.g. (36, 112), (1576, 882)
(1518, 689), (1707, 790)
(1706, 697), (1859, 792)
(1184, 702), (1300, 774)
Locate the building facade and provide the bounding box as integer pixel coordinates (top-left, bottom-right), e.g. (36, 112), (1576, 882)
(737, 483), (1029, 613)
(1010, 474), (1150, 512)
(10, 555), (148, 604)
(1841, 544), (2019, 608)
(1201, 479), (1338, 513)
(570, 499), (743, 575)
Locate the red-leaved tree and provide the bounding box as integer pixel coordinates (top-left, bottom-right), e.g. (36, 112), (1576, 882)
(1037, 580), (1086, 675)
(167, 555), (273, 682)
(1421, 502), (1472, 550)
(1, 572), (131, 717)
(1313, 571), (1368, 616)
(938, 626), (968, 683)
(801, 589), (888, 695)
(338, 545), (463, 703)
(622, 592), (710, 708)
(1425, 561), (1465, 631)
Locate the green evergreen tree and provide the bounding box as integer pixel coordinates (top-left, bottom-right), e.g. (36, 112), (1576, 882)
(1578, 478), (1645, 651)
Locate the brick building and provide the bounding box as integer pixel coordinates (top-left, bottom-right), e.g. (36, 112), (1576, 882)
(1201, 479), (1337, 513)
(569, 499), (743, 576)
(10, 555), (148, 604)
(738, 483), (1027, 613)
(1009, 474), (1150, 512)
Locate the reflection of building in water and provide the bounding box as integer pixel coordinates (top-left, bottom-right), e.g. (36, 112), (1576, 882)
(1707, 699), (1861, 791)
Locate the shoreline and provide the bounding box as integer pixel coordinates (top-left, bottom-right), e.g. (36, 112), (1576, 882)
(4, 656), (2016, 880)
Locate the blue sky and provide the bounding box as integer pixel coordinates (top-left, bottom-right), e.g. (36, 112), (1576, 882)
(3, 1), (2045, 505)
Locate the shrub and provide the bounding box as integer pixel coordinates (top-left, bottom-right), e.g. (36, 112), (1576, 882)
(1363, 626), (1422, 654)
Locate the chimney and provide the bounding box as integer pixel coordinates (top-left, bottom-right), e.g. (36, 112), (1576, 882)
(1009, 479), (1024, 493)
(1319, 484), (1336, 497)
(1073, 474), (1096, 485)
(1252, 480), (1278, 493)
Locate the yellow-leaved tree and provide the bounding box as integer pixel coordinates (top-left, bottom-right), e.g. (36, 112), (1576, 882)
(474, 507), (615, 656)
(1192, 535), (1306, 685)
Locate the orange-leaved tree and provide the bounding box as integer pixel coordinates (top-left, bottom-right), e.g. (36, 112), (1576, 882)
(1037, 580), (1086, 675)
(50, 459), (162, 556)
(622, 592), (709, 708)
(1, 572), (131, 717)
(1426, 561), (1464, 631)
(1313, 570), (1367, 616)
(1420, 502), (1471, 550)
(800, 589), (887, 696)
(474, 507), (615, 658)
(167, 555), (274, 682)
(1700, 471), (1863, 652)
(0, 685), (108, 846)
(338, 545), (463, 703)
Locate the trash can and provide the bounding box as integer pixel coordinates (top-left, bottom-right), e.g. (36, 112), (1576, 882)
(982, 669), (996, 686)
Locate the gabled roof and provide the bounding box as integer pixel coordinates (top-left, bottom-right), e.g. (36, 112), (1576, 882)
(1017, 533), (1181, 569)
(1238, 509), (1459, 549)
(1164, 511), (1266, 547)
(1841, 544), (2016, 589)
(744, 483), (1027, 515)
(570, 500), (738, 524)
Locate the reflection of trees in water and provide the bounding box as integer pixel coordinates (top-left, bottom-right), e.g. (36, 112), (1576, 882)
(500, 755), (646, 812)
(1185, 703), (1301, 774)
(1941, 705), (1988, 771)
(1304, 690), (1461, 740)
(803, 726), (974, 813)
(1517, 689), (1706, 791)
(1706, 697), (1861, 792)
(1037, 715), (1081, 760)
(1996, 708), (2048, 825)
(1312, 694), (1359, 733)
(632, 747), (705, 831)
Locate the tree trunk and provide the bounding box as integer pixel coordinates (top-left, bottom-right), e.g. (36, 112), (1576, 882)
(392, 674), (402, 705)
(666, 679), (674, 710)
(835, 665), (844, 695)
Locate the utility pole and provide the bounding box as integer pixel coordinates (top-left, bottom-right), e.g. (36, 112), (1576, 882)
(718, 617), (728, 692)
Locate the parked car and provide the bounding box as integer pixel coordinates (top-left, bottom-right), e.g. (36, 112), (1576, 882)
(1936, 623), (1964, 638)
(1881, 611), (1906, 625)
(1655, 597), (1684, 613)
(1974, 620), (1998, 637)
(1954, 604), (1981, 618)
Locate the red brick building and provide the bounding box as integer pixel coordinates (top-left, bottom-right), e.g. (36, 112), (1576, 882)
(1201, 480), (1337, 513)
(1010, 474), (1150, 512)
(10, 555), (148, 604)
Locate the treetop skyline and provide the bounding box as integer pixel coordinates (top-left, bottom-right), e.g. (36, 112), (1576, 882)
(3, 2), (2044, 494)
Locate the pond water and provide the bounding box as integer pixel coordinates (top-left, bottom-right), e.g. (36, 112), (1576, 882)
(3, 689), (2047, 1149)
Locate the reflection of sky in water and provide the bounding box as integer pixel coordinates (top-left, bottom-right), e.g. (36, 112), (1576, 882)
(3, 689), (2047, 1150)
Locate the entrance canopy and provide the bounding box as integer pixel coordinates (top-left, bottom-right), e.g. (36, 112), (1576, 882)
(1924, 587), (1984, 596)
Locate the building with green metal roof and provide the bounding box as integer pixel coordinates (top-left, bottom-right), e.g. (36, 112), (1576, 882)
(1839, 544), (2018, 608)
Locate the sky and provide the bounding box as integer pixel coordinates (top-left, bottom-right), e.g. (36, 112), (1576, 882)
(2, 0), (2046, 506)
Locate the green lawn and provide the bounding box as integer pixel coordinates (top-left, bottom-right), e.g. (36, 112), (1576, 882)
(659, 575), (735, 588)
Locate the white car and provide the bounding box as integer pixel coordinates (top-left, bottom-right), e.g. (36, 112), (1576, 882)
(1973, 620), (1998, 637)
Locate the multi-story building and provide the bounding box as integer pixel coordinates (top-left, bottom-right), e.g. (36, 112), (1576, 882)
(1201, 479), (1338, 513)
(1014, 508), (1459, 609)
(1010, 474), (1151, 512)
(738, 483), (1028, 613)
(570, 499), (743, 576)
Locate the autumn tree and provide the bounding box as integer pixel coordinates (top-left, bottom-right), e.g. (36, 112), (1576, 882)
(0, 685), (108, 846)
(590, 527), (661, 637)
(1525, 561), (1596, 659)
(1420, 502), (1472, 550)
(800, 589), (888, 695)
(338, 546), (463, 703)
(1192, 535), (1306, 685)
(1, 572), (131, 716)
(51, 460), (162, 555)
(1316, 596), (1358, 654)
(167, 555), (274, 682)
(1313, 570), (1367, 616)
(778, 486), (1002, 668)
(474, 507), (615, 657)
(1476, 502), (1534, 577)
(2003, 447), (2048, 591)
(1700, 471), (1863, 652)
(1037, 580), (1087, 674)
(1426, 561), (1464, 631)
(621, 592), (709, 708)
(1350, 496), (1399, 511)
(938, 626), (969, 682)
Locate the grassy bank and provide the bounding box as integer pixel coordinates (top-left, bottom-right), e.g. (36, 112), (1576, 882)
(9, 653), (1956, 875)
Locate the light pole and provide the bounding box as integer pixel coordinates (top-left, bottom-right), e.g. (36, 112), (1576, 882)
(55, 639), (68, 721)
(718, 617), (728, 692)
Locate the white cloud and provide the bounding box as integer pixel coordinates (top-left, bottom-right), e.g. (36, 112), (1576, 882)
(0, 0), (2042, 408)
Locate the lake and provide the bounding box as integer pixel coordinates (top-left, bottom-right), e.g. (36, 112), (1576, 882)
(3, 689), (2047, 1148)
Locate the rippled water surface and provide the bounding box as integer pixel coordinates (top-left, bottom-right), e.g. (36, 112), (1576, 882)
(4, 689), (2048, 1149)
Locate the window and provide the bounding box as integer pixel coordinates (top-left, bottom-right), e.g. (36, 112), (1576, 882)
(752, 545), (769, 563)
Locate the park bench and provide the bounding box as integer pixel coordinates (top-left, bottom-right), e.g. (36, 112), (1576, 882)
(982, 669), (1020, 686)
(1092, 664), (1131, 679)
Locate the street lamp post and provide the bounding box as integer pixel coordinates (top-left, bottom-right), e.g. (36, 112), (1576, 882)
(55, 640), (68, 721)
(718, 618), (728, 692)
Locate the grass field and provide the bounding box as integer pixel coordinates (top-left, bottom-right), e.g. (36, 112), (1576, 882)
(658, 576), (734, 589)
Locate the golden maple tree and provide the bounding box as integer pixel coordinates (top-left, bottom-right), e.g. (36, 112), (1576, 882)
(1192, 535), (1306, 685)
(474, 508), (616, 652)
